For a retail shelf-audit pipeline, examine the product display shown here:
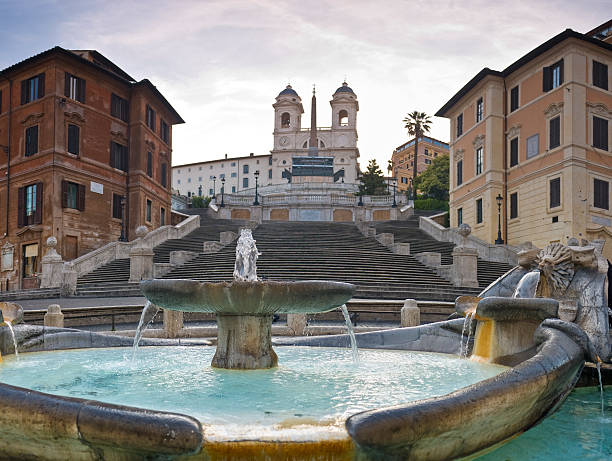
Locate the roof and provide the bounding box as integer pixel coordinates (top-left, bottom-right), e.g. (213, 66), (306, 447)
(278, 84), (299, 97)
(394, 136), (450, 153)
(173, 153), (271, 169)
(334, 82), (355, 95)
(1, 46), (184, 124)
(436, 28), (612, 117)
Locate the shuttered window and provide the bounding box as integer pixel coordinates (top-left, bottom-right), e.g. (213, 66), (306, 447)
(457, 208), (463, 225)
(594, 178), (609, 210)
(593, 116), (608, 151)
(146, 199), (152, 222)
(510, 86), (519, 112)
(456, 114), (463, 137)
(476, 198), (483, 224)
(476, 147), (483, 174)
(25, 125), (38, 156)
(549, 177), (561, 208)
(110, 142), (128, 172)
(510, 138), (519, 167)
(549, 116), (560, 149)
(147, 151), (153, 177)
(146, 105), (156, 131)
(112, 194), (124, 219)
(510, 192), (518, 219)
(476, 98), (483, 123)
(160, 119), (169, 143)
(64, 73), (86, 103)
(161, 163), (167, 187)
(61, 181), (85, 211)
(111, 94), (129, 122)
(543, 59), (563, 92)
(161, 207), (166, 226)
(17, 183), (43, 227)
(593, 60), (608, 90)
(20, 73), (45, 104)
(456, 160), (463, 186)
(67, 124), (80, 155)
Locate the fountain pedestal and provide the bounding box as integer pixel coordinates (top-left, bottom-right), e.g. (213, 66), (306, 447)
(212, 314), (278, 369)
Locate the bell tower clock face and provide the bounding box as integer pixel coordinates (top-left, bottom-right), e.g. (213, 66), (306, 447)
(279, 136), (289, 146)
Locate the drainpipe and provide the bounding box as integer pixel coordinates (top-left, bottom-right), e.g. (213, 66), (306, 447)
(502, 80), (508, 243)
(125, 90), (132, 241)
(2, 76), (12, 239)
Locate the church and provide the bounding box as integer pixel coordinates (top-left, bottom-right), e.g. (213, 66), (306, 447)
(172, 82), (361, 196)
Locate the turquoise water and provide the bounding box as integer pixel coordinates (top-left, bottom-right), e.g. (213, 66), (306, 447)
(479, 386), (612, 460)
(0, 346), (505, 427)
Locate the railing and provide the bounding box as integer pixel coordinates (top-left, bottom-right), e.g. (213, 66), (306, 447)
(222, 193), (405, 206)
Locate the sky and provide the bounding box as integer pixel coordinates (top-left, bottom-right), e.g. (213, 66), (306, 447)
(0, 0), (609, 170)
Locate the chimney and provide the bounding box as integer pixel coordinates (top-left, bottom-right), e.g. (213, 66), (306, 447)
(250, 153), (254, 157)
(225, 153), (228, 159)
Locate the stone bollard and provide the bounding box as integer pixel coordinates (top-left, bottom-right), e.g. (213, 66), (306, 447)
(129, 226), (154, 282)
(40, 237), (64, 288)
(401, 299), (420, 327)
(287, 314), (307, 336)
(163, 310), (183, 339)
(220, 231), (237, 245)
(44, 304), (64, 328)
(451, 246), (479, 287)
(393, 243), (411, 255)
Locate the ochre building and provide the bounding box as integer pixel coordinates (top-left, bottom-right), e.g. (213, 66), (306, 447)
(0, 47), (183, 290)
(436, 23), (612, 260)
(391, 136), (449, 193)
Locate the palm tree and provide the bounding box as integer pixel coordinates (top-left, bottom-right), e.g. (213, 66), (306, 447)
(403, 111), (432, 201)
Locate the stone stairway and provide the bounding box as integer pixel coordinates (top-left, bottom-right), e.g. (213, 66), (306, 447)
(160, 221), (482, 301)
(374, 217), (513, 288)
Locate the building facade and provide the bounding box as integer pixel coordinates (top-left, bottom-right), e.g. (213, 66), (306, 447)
(391, 136), (449, 193)
(172, 82), (360, 196)
(436, 25), (612, 260)
(0, 47), (183, 290)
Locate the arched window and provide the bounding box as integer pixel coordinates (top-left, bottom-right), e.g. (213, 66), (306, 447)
(302, 141), (308, 148)
(281, 112), (291, 128)
(319, 140), (325, 148)
(338, 110), (349, 126)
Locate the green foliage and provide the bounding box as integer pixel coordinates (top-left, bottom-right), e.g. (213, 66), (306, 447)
(359, 159), (388, 196)
(190, 196), (211, 208)
(403, 111), (432, 138)
(413, 198), (449, 211)
(412, 154), (449, 201)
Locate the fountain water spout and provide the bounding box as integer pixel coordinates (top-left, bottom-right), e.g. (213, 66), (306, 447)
(233, 229), (261, 282)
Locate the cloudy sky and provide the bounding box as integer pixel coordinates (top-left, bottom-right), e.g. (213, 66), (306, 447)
(1, 1), (609, 170)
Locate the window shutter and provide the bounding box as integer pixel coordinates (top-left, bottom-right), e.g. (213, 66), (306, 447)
(34, 182), (43, 225)
(78, 184), (85, 211)
(78, 78), (86, 103)
(17, 187), (25, 227)
(64, 72), (70, 97)
(20, 80), (27, 105)
(38, 73), (45, 97)
(109, 141), (114, 168)
(61, 180), (68, 208)
(543, 66), (551, 92)
(558, 59), (564, 85)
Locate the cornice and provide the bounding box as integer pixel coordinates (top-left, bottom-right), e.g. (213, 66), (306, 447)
(586, 102), (612, 117)
(21, 113), (44, 126)
(472, 134), (485, 149)
(544, 102), (564, 117)
(506, 124), (521, 139)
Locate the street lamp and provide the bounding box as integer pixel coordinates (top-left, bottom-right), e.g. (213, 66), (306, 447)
(220, 177), (225, 207)
(495, 194), (504, 244)
(253, 170), (260, 205)
(212, 176), (216, 198)
(392, 178), (397, 208)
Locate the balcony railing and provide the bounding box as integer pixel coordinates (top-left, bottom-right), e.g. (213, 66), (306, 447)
(222, 193), (406, 206)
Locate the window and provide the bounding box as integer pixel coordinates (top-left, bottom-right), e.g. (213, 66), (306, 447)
(593, 116), (608, 151)
(25, 125), (38, 156)
(424, 148), (429, 156)
(231, 172), (237, 178)
(198, 176), (202, 182)
(476, 97), (483, 123)
(549, 116), (560, 149)
(147, 151), (153, 177)
(594, 178), (609, 210)
(526, 134), (539, 159)
(456, 113), (463, 137)
(281, 112), (290, 127)
(549, 177), (561, 208)
(112, 194), (124, 219)
(339, 109), (349, 126)
(219, 173), (225, 179)
(510, 86), (519, 112)
(543, 59), (563, 92)
(62, 181), (85, 211)
(161, 207), (166, 226)
(110, 142), (128, 172)
(64, 73), (85, 103)
(401, 177), (408, 184)
(268, 169), (272, 179)
(456, 160), (463, 186)
(269, 157), (273, 165)
(161, 119), (169, 143)
(425, 158), (432, 164)
(243, 178), (249, 188)
(22, 243), (39, 278)
(232, 186), (236, 193)
(67, 124), (80, 155)
(146, 199), (152, 222)
(476, 147), (483, 174)
(243, 164), (249, 174)
(177, 179), (181, 184)
(161, 163), (167, 187)
(510, 138), (518, 167)
(231, 162), (236, 167)
(593, 60), (608, 90)
(457, 208), (463, 225)
(20, 73), (45, 104)
(476, 198), (483, 224)
(187, 178), (191, 183)
(18, 183), (42, 227)
(111, 94), (129, 122)
(510, 192), (518, 219)
(209, 188), (213, 195)
(146, 105), (156, 130)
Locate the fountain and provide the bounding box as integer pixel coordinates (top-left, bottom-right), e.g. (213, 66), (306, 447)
(0, 236), (607, 460)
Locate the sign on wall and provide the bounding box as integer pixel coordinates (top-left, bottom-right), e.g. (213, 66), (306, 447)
(1, 243), (14, 272)
(90, 182), (104, 194)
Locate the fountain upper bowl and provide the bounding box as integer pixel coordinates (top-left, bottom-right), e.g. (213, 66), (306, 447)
(140, 279), (356, 315)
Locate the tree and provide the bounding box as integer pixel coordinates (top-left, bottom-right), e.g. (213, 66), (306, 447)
(403, 111), (432, 201)
(359, 159), (387, 196)
(413, 154), (449, 201)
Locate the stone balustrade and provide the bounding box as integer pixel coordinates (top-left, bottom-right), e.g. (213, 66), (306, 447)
(222, 193), (407, 207)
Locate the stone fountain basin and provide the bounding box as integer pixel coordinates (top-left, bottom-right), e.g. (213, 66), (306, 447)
(140, 279), (356, 315)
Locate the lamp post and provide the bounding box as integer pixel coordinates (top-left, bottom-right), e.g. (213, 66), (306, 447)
(212, 176), (216, 198)
(119, 196), (126, 241)
(253, 170), (260, 205)
(220, 177), (225, 207)
(392, 178), (397, 207)
(495, 193), (504, 244)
